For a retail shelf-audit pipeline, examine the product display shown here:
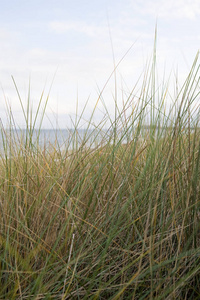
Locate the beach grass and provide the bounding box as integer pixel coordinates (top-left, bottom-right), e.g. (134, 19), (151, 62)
(0, 49), (200, 299)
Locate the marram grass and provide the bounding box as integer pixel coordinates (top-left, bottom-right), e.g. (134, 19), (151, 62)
(0, 52), (200, 299)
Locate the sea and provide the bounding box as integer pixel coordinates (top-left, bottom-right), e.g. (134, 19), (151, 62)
(0, 128), (112, 154)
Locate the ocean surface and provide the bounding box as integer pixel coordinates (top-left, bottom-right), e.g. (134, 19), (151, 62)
(0, 129), (111, 154)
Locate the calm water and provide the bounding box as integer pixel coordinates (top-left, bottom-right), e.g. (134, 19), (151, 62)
(0, 129), (110, 154)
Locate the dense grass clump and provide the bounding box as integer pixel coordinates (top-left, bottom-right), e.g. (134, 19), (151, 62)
(0, 51), (200, 299)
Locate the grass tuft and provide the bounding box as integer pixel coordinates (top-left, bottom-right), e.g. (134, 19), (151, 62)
(0, 48), (200, 299)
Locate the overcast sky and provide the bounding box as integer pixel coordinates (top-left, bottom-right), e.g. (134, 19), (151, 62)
(0, 0), (200, 128)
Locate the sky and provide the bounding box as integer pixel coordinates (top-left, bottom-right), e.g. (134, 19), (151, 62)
(0, 0), (200, 128)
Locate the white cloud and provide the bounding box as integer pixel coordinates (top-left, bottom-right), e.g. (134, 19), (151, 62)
(129, 0), (200, 20)
(0, 1), (199, 128)
(49, 20), (106, 37)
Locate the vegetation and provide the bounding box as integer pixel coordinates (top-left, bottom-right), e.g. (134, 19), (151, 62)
(0, 48), (200, 299)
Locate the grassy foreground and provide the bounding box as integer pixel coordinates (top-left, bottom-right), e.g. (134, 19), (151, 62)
(0, 53), (200, 299)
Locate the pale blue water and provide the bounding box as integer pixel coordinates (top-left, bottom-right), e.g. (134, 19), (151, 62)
(0, 129), (110, 154)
